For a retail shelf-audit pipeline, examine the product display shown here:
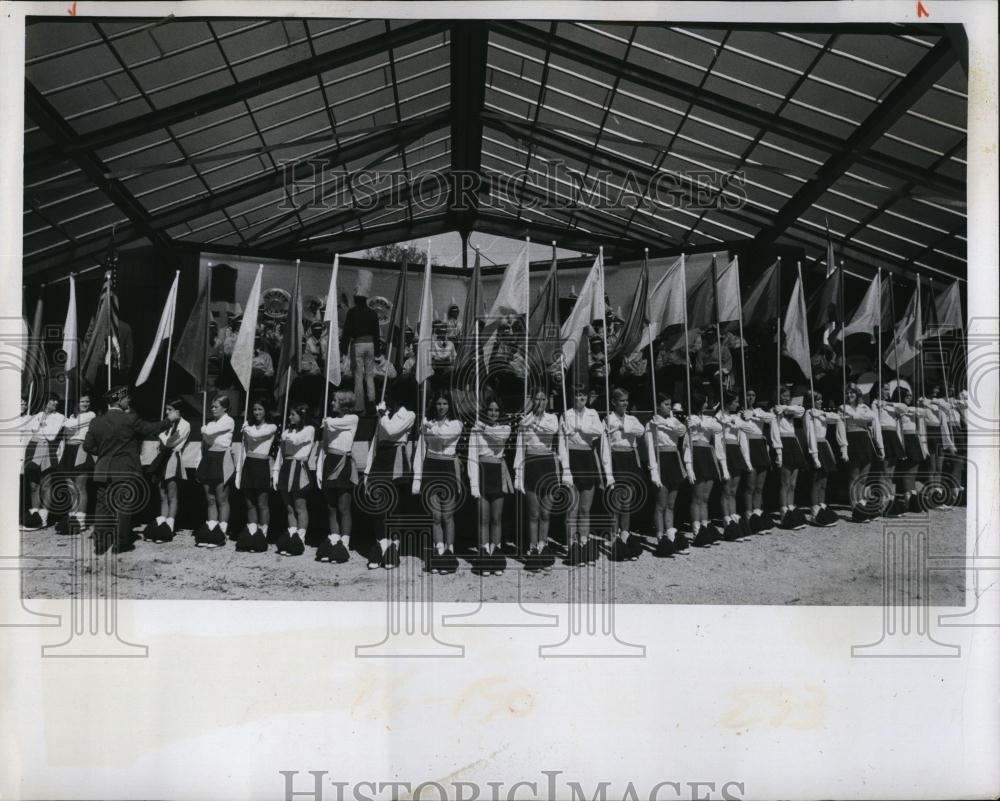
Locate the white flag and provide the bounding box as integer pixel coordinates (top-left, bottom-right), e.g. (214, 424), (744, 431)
(324, 255), (341, 387)
(837, 272), (881, 343)
(560, 253), (604, 369)
(135, 272), (179, 386)
(62, 274), (78, 372)
(782, 271), (811, 381)
(416, 244), (434, 385)
(484, 239), (529, 326)
(231, 265), (263, 391)
(633, 255), (685, 356)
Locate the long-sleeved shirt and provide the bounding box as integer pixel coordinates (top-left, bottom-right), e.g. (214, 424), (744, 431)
(469, 422), (511, 461)
(280, 425), (315, 460)
(28, 411), (66, 443)
(920, 398), (956, 451)
(873, 399), (904, 433)
(717, 411), (756, 468)
(605, 410), (644, 451)
(841, 403), (884, 455)
(519, 412), (559, 454)
(241, 422), (277, 457)
(771, 404), (805, 439)
(377, 407), (416, 444)
(744, 407), (782, 451)
(804, 409), (848, 462)
(420, 418), (464, 458)
(62, 410), (96, 444)
(683, 413), (729, 481)
(322, 415), (358, 453)
(340, 303), (380, 350)
(201, 414), (234, 451)
(645, 414), (686, 485)
(560, 407), (603, 449)
(159, 417), (192, 453)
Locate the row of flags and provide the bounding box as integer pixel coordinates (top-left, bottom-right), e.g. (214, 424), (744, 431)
(31, 243), (965, 412)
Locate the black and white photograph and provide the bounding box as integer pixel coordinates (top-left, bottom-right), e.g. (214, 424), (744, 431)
(1, 2), (997, 800)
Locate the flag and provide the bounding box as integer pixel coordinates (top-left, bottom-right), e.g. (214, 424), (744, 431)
(80, 271), (122, 388)
(808, 267), (841, 341)
(632, 255), (686, 356)
(62, 274), (78, 373)
(172, 269), (211, 385)
(741, 260), (779, 325)
(230, 265), (263, 391)
(609, 254), (649, 359)
(455, 249), (483, 372)
(415, 243), (434, 385)
(274, 268), (302, 400)
(934, 280), (963, 335)
(385, 257), (410, 376)
(484, 240), (529, 327)
(715, 256), (741, 323)
(783, 270), (811, 381)
(884, 289), (918, 373)
(529, 248), (562, 367)
(135, 272), (180, 386)
(836, 271), (881, 343)
(22, 295), (47, 403)
(323, 257), (341, 387)
(824, 219), (837, 278)
(880, 272), (894, 332)
(560, 253), (604, 369)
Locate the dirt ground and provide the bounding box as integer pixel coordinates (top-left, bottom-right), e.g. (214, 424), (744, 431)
(21, 505), (966, 605)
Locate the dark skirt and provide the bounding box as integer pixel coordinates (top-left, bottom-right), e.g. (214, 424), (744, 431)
(277, 459), (312, 493)
(903, 432), (925, 463)
(780, 435), (806, 470)
(815, 439), (838, 473)
(882, 429), (906, 462)
(524, 453), (559, 489)
(421, 456), (461, 505)
(24, 440), (57, 476)
(322, 452), (355, 490)
(925, 424), (944, 454)
(479, 461), (509, 501)
(846, 430), (878, 465)
(725, 443), (749, 475)
(241, 457), (272, 491)
(611, 449), (643, 482)
(747, 438), (771, 471)
(658, 449), (685, 491)
(58, 442), (93, 475)
(692, 444), (721, 483)
(371, 443), (410, 484)
(196, 449), (226, 484)
(568, 448), (600, 490)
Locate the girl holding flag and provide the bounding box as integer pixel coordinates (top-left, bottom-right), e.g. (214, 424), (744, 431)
(559, 384), (608, 566)
(194, 395), (236, 548)
(741, 389), (780, 534)
(315, 390), (359, 564)
(645, 393), (687, 556)
(144, 399), (190, 544)
(468, 397), (514, 576)
(273, 402), (315, 557)
(515, 386), (561, 572)
(56, 393), (96, 537)
(890, 386), (929, 514)
(840, 383), (884, 523)
(683, 391), (728, 545)
(802, 390), (847, 527)
(234, 400), (277, 553)
(605, 387), (646, 561)
(22, 394), (65, 531)
(718, 391), (757, 540)
(773, 386), (808, 530)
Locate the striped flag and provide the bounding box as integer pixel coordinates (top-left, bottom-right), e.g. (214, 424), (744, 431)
(135, 272), (179, 386)
(80, 271), (122, 388)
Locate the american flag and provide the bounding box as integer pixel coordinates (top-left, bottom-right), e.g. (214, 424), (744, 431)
(101, 268), (122, 368)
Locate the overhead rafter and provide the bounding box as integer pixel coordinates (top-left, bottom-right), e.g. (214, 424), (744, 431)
(24, 81), (174, 258)
(24, 111), (449, 279)
(755, 38), (959, 247)
(24, 19), (450, 173)
(490, 21), (964, 203)
(446, 21), (490, 235)
(475, 211), (627, 256)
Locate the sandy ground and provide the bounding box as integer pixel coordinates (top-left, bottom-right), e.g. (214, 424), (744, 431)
(21, 506), (966, 605)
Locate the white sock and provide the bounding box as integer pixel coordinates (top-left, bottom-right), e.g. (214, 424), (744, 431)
(156, 516), (165, 525)
(667, 527), (677, 541)
(165, 517), (174, 530)
(342, 536), (350, 548)
(75, 512), (86, 523)
(435, 541), (445, 555)
(248, 523), (258, 534)
(207, 519), (217, 529)
(328, 532), (339, 542)
(39, 509), (49, 523)
(288, 526), (296, 535)
(219, 521), (228, 533)
(812, 505), (820, 516)
(261, 524), (268, 534)
(28, 507), (37, 515)
(296, 528), (305, 538)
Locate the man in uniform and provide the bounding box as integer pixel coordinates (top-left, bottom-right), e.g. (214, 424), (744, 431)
(83, 385), (170, 555)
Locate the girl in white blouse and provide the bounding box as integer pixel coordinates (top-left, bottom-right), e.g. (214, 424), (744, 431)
(840, 384), (884, 523)
(234, 400), (276, 553)
(144, 399), (190, 543)
(920, 383), (957, 508)
(273, 403), (315, 557)
(468, 397), (513, 576)
(559, 384), (607, 565)
(742, 389), (781, 534)
(605, 387), (646, 561)
(683, 392), (729, 545)
(890, 386), (928, 514)
(645, 393), (687, 555)
(717, 392), (758, 541)
(364, 382), (416, 569)
(316, 391), (359, 564)
(772, 386), (807, 530)
(514, 387), (561, 571)
(802, 391), (847, 527)
(56, 393), (96, 537)
(414, 390), (465, 574)
(23, 393), (66, 530)
(194, 395), (235, 548)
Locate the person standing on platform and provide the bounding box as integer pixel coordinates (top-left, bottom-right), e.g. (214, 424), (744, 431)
(340, 270), (380, 414)
(82, 385), (170, 554)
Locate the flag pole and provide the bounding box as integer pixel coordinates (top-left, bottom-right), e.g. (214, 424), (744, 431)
(929, 277), (950, 402)
(734, 255), (747, 410)
(322, 257), (336, 420)
(161, 269), (179, 419)
(839, 258), (847, 404)
(281, 260), (300, 428)
(916, 273), (924, 399)
(554, 241), (567, 415)
(65, 274), (73, 417)
(681, 253), (691, 414)
(645, 248), (657, 409)
(599, 246), (611, 417)
(888, 273), (901, 387)
(711, 255), (725, 407)
(202, 263), (213, 425)
(798, 262), (815, 403)
(776, 256), (782, 402)
(380, 255), (406, 407)
(877, 268), (883, 399)
(523, 236), (530, 414)
(105, 271), (112, 392)
(475, 247), (482, 424)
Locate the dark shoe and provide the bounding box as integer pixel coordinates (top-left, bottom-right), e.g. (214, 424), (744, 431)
(539, 543), (556, 569)
(723, 521), (741, 542)
(235, 528), (258, 552)
(196, 524), (226, 548)
(673, 531), (689, 552)
(54, 517), (69, 536)
(654, 536), (673, 557)
(276, 532), (304, 556)
(491, 550), (507, 575)
(740, 517), (754, 538)
(369, 543), (386, 569)
(791, 509), (808, 530)
(909, 494), (924, 514)
(150, 522), (175, 543)
(609, 536), (629, 561)
(227, 525), (240, 542)
(692, 527), (712, 547)
(566, 541), (584, 566)
(315, 538), (335, 563)
(443, 548), (459, 574)
(748, 514), (763, 534)
(331, 540), (350, 563)
(626, 533), (644, 560)
(584, 538), (600, 563)
(472, 547), (489, 573)
(818, 507), (838, 527)
(192, 522), (209, 542)
(703, 524), (723, 543)
(524, 547), (544, 571)
(384, 541), (400, 569)
(851, 507), (870, 524)
(93, 531), (113, 555)
(22, 511), (43, 530)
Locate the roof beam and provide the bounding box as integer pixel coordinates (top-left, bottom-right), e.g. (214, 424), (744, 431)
(23, 111), (449, 279)
(24, 20), (450, 173)
(755, 39), (959, 247)
(447, 21), (490, 233)
(24, 80), (174, 258)
(490, 21), (963, 202)
(474, 211), (626, 256)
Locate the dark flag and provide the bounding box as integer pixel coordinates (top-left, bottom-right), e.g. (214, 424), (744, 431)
(79, 270), (122, 389)
(22, 295), (48, 407)
(528, 248), (561, 370)
(608, 253), (650, 360)
(741, 260), (779, 327)
(455, 250), (483, 374)
(385, 256), (410, 377)
(274, 269), (303, 400)
(172, 269), (212, 385)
